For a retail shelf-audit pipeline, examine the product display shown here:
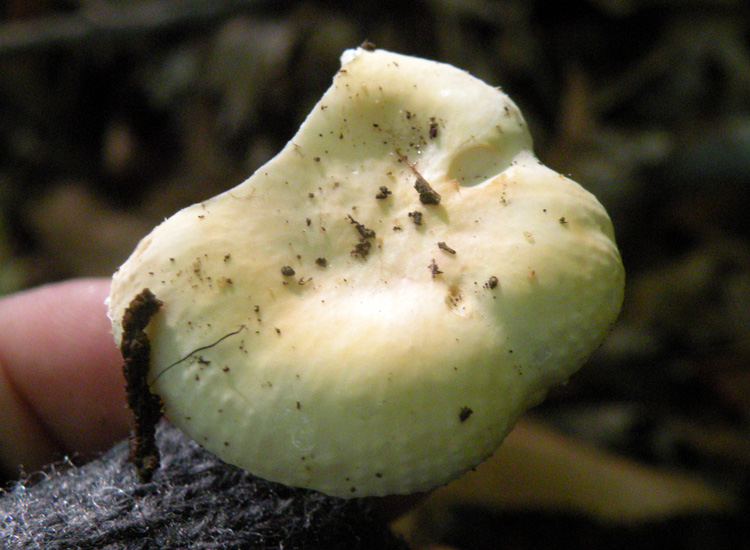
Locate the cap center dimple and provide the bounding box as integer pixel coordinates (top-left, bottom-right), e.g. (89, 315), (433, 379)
(447, 144), (514, 188)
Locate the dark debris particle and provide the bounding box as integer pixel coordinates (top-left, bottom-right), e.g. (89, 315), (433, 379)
(398, 150), (441, 205)
(121, 288), (164, 483)
(375, 186), (392, 199)
(429, 259), (443, 278)
(559, 216), (568, 224)
(485, 276), (499, 289)
(408, 211), (423, 225)
(429, 117), (438, 139)
(348, 215), (377, 259)
(438, 241), (456, 254)
(360, 39), (377, 51)
(281, 266), (296, 276)
(315, 257), (328, 267)
(348, 215), (376, 239)
(414, 177), (441, 205)
(352, 240), (372, 259)
(459, 406), (473, 422)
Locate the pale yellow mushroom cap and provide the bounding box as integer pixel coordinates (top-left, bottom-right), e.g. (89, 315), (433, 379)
(108, 48), (625, 498)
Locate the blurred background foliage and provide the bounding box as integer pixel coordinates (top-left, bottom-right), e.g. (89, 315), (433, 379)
(1, 1), (750, 548)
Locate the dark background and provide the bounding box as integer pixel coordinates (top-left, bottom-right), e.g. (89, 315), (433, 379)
(1, 1), (749, 548)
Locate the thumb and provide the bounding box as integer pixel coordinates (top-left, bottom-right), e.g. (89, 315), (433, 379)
(0, 278), (129, 475)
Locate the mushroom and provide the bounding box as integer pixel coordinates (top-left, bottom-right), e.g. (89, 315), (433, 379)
(108, 48), (625, 497)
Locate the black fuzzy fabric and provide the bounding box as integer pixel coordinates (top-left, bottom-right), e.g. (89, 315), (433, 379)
(0, 422), (408, 550)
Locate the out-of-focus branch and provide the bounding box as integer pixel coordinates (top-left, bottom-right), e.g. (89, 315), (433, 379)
(0, 0), (269, 55)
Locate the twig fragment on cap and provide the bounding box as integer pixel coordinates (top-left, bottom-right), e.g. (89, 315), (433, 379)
(437, 241), (456, 254)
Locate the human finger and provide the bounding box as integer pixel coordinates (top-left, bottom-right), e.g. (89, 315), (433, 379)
(0, 278), (128, 474)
